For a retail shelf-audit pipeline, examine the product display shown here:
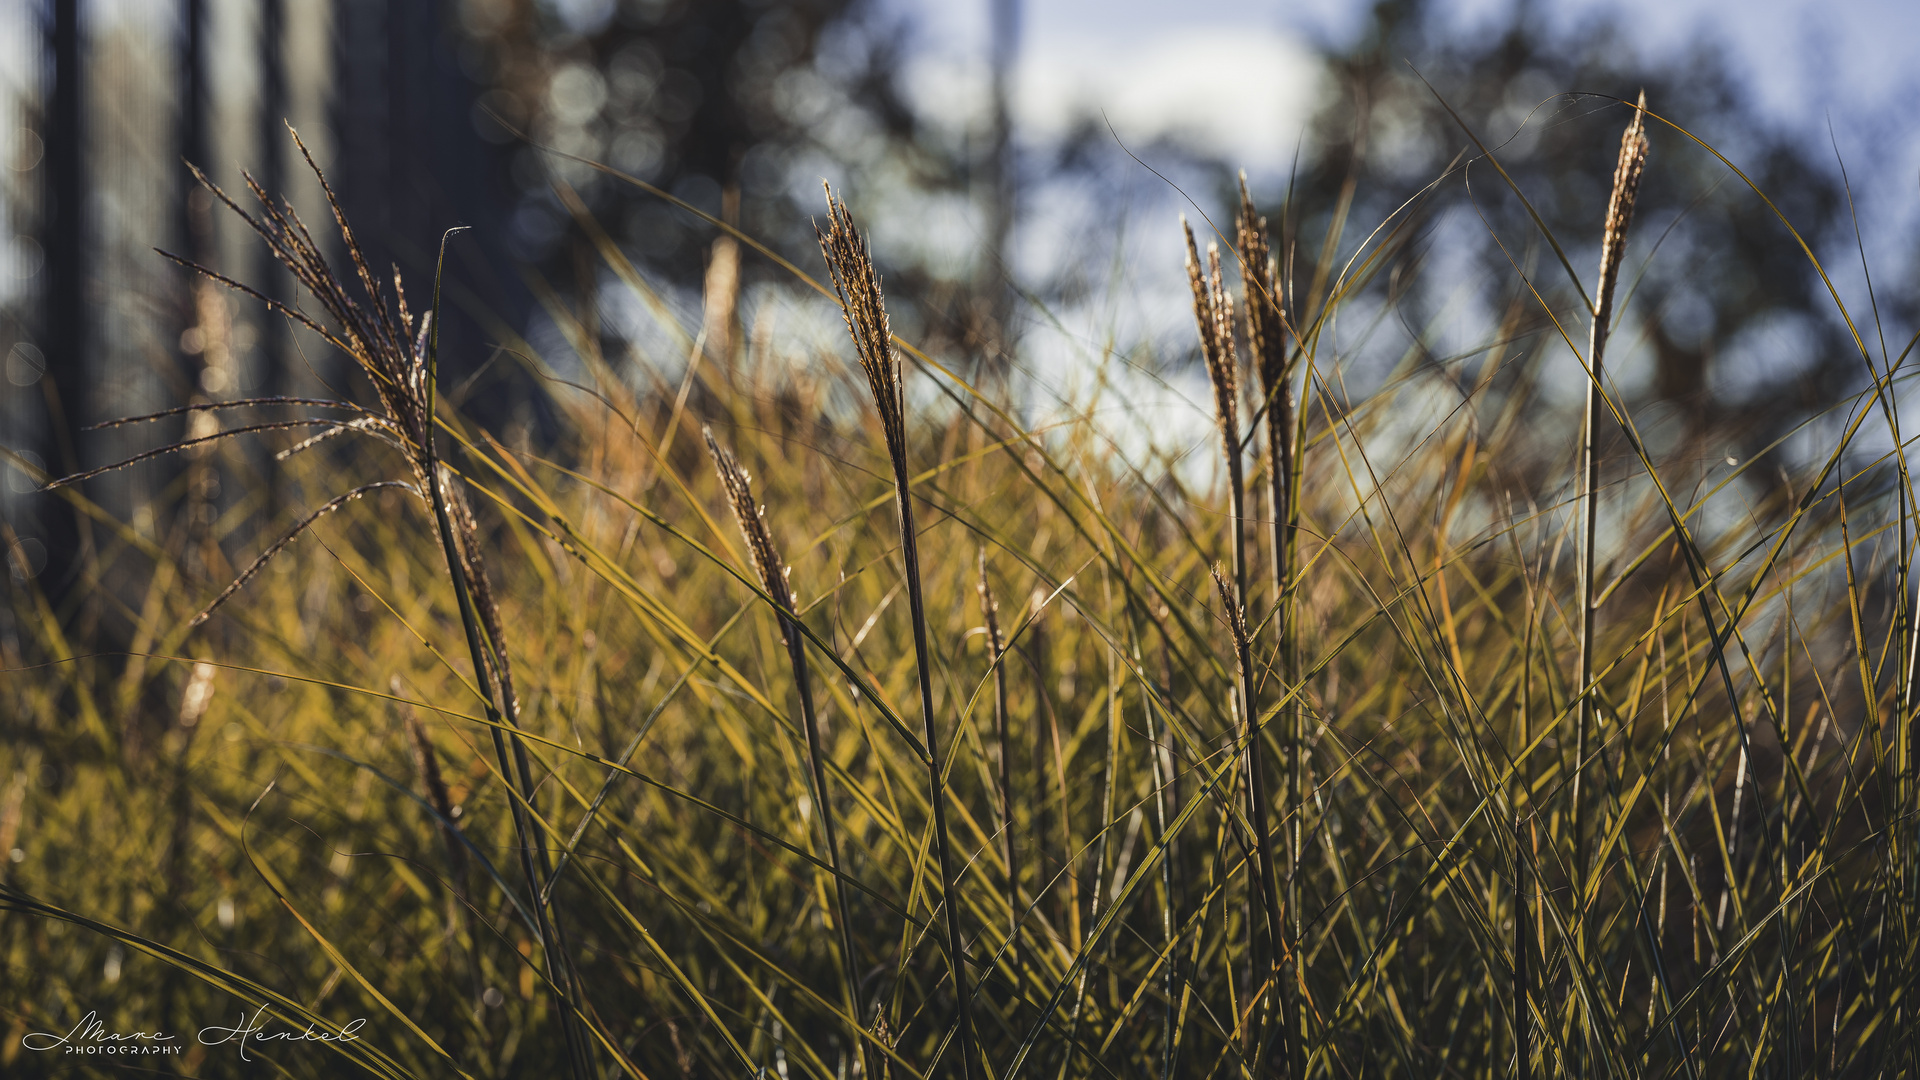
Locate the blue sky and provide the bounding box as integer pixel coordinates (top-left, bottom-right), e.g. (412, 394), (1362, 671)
(881, 0), (1916, 298)
(865, 0), (1918, 460)
(894, 0), (1918, 161)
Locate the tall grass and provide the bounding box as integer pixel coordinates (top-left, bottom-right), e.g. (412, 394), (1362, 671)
(4, 98), (1919, 1080)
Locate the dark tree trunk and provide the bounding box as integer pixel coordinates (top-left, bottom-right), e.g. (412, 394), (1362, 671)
(37, 0), (87, 600)
(251, 0), (288, 518)
(255, 0), (287, 400)
(177, 0), (207, 276)
(330, 0), (536, 435)
(980, 0), (1019, 371)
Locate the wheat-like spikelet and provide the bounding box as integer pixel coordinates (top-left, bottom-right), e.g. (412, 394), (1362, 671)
(1235, 175), (1287, 397)
(816, 184), (977, 1080)
(1209, 562), (1248, 647)
(816, 184), (906, 462)
(702, 423), (871, 1076)
(400, 689), (468, 888)
(703, 426), (794, 618)
(1184, 220), (1240, 457)
(1572, 90), (1650, 970)
(1594, 92), (1650, 338)
(446, 471), (521, 719)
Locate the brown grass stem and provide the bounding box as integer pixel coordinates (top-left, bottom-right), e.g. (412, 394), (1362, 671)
(978, 553), (1019, 959)
(818, 185), (977, 1080)
(704, 426), (870, 1075)
(1236, 178), (1305, 1077)
(1191, 215), (1289, 1076)
(421, 230), (594, 1080)
(1574, 92), (1649, 898)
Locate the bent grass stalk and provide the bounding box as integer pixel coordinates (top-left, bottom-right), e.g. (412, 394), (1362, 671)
(704, 425), (870, 1076)
(421, 233), (594, 1080)
(978, 552), (1019, 962)
(818, 185), (978, 1080)
(63, 137), (597, 1080)
(1235, 177), (1304, 1077)
(1574, 93), (1649, 904)
(1189, 219), (1288, 1076)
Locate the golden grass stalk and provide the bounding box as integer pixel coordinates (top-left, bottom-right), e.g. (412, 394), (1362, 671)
(978, 552), (1018, 955)
(817, 184), (977, 1079)
(64, 135), (598, 1079)
(1182, 216), (1274, 1060)
(1234, 177), (1305, 1079)
(703, 425), (870, 1073)
(1514, 811), (1532, 1080)
(1190, 219), (1289, 1071)
(402, 699), (468, 891)
(1574, 93), (1649, 875)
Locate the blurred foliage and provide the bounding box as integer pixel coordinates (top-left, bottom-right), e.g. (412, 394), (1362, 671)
(461, 0), (864, 277)
(1275, 0), (1862, 453)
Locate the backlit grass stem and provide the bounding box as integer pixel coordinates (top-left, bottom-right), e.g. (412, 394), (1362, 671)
(818, 185), (978, 1080)
(422, 230), (594, 1080)
(1191, 217), (1289, 1075)
(1574, 92), (1648, 890)
(978, 553), (1019, 958)
(704, 426), (870, 1076)
(1236, 178), (1306, 1078)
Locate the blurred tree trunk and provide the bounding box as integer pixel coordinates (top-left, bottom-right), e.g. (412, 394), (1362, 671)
(174, 0), (221, 578)
(979, 0), (1019, 372)
(255, 0), (287, 396)
(331, 0), (535, 435)
(255, 0), (288, 516)
(176, 0), (207, 331)
(36, 0), (87, 602)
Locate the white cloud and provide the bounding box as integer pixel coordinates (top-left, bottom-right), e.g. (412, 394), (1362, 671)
(1013, 27), (1321, 171)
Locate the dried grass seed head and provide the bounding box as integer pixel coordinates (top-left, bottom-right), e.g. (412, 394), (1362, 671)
(704, 426), (795, 618)
(1210, 561), (1249, 646)
(816, 185), (906, 459)
(1235, 175), (1287, 393)
(170, 130), (435, 472)
(1595, 92), (1650, 324)
(1184, 218), (1239, 444)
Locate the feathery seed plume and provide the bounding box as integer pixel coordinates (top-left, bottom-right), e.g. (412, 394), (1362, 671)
(705, 426), (795, 620)
(1184, 220), (1241, 455)
(816, 184), (906, 461)
(1594, 91), (1649, 336)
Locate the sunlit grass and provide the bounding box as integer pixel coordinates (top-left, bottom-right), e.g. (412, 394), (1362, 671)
(4, 100), (1918, 1079)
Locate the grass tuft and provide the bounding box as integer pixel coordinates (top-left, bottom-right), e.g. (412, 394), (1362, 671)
(3, 100), (1916, 1080)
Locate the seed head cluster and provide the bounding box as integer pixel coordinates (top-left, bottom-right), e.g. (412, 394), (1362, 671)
(816, 184), (907, 463)
(169, 130), (438, 475)
(704, 426), (795, 622)
(1235, 176), (1288, 398)
(1185, 219), (1241, 458)
(1594, 92), (1650, 335)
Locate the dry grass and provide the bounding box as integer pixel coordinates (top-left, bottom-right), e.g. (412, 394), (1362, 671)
(3, 100), (1918, 1080)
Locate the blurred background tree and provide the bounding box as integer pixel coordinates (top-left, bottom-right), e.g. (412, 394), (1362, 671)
(1273, 0), (1870, 483)
(0, 0), (1911, 638)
